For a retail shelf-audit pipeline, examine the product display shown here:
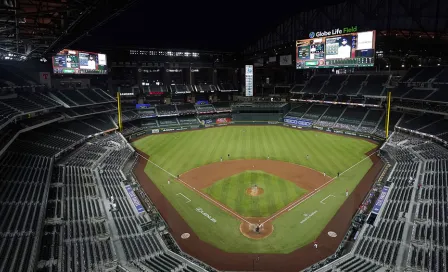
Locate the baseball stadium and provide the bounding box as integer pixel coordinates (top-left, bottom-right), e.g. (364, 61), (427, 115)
(1, 0), (448, 272)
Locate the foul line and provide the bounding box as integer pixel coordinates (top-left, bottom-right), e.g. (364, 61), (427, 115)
(136, 153), (251, 224)
(320, 195), (335, 204)
(261, 150), (378, 225)
(176, 193), (191, 203)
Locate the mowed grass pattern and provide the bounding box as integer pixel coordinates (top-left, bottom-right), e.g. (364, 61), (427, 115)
(135, 126), (375, 178)
(203, 171), (308, 217)
(133, 126), (377, 253)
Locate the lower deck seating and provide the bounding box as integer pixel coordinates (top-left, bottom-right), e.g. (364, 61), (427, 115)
(33, 134), (207, 272)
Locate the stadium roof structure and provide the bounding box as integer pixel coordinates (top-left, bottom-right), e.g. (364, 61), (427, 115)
(243, 0), (448, 60)
(69, 1), (342, 53)
(0, 0), (137, 60)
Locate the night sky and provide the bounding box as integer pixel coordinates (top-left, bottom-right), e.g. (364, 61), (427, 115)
(79, 0), (342, 52)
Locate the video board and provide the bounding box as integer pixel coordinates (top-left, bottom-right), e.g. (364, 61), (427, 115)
(52, 49), (108, 74)
(296, 30), (375, 69)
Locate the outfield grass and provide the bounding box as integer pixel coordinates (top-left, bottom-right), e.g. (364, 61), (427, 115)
(133, 126), (377, 253)
(203, 170), (308, 217)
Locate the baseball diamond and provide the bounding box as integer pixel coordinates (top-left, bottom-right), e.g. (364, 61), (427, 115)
(132, 125), (381, 268)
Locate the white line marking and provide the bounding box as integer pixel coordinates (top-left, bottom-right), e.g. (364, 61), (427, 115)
(136, 152), (251, 224)
(264, 151), (378, 224)
(320, 195), (335, 204)
(176, 193), (191, 203)
(300, 210), (318, 224)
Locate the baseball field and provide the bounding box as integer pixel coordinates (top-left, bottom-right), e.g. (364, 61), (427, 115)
(132, 126), (377, 254)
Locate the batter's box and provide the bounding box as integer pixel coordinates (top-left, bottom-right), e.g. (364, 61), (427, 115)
(176, 193), (191, 203)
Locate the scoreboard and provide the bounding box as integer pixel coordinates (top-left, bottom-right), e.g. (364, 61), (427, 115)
(52, 49), (108, 74)
(296, 30), (376, 69)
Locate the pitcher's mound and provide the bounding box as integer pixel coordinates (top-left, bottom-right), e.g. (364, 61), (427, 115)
(240, 218), (273, 239)
(245, 187), (264, 196)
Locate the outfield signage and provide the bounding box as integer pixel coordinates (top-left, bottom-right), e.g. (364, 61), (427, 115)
(125, 185), (145, 213)
(311, 125), (384, 141)
(136, 104), (152, 109)
(284, 118), (312, 127)
(245, 65), (253, 97)
(372, 186), (389, 214)
(196, 207), (216, 223)
(127, 122), (384, 143)
(216, 118), (232, 124)
(292, 98), (381, 108)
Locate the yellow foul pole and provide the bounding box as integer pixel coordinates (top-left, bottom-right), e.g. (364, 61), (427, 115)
(117, 92), (123, 132)
(385, 91), (391, 139)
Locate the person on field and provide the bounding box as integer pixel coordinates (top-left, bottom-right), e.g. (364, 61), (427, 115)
(346, 189), (349, 197)
(306, 154), (309, 160)
(267, 155), (270, 160)
(220, 156), (223, 162)
(337, 172), (340, 178)
(228, 153), (230, 159)
(313, 241), (318, 249)
(167, 179), (170, 185)
(323, 172), (326, 177)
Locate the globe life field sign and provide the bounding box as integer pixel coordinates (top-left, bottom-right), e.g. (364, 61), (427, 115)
(311, 26), (358, 38)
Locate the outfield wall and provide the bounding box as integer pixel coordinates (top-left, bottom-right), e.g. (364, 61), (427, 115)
(126, 121), (385, 143)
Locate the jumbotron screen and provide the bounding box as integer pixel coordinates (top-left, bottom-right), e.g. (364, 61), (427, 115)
(52, 49), (108, 74)
(296, 30), (376, 69)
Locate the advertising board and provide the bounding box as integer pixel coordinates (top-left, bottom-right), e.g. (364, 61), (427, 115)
(372, 186), (390, 214)
(283, 118), (313, 127)
(125, 185), (145, 213)
(245, 65), (253, 97)
(136, 104), (152, 109)
(216, 118), (232, 124)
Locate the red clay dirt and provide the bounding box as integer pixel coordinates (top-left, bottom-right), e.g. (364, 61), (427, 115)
(133, 145), (383, 272)
(181, 159), (330, 192)
(240, 217), (274, 239)
(246, 187), (264, 196)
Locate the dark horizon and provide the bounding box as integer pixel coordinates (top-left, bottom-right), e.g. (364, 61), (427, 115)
(74, 0), (341, 52)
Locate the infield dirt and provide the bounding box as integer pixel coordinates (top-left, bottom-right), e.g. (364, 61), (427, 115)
(181, 159), (329, 191)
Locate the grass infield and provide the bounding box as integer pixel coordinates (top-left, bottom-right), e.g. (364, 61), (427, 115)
(133, 126), (377, 253)
(203, 170), (308, 217)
